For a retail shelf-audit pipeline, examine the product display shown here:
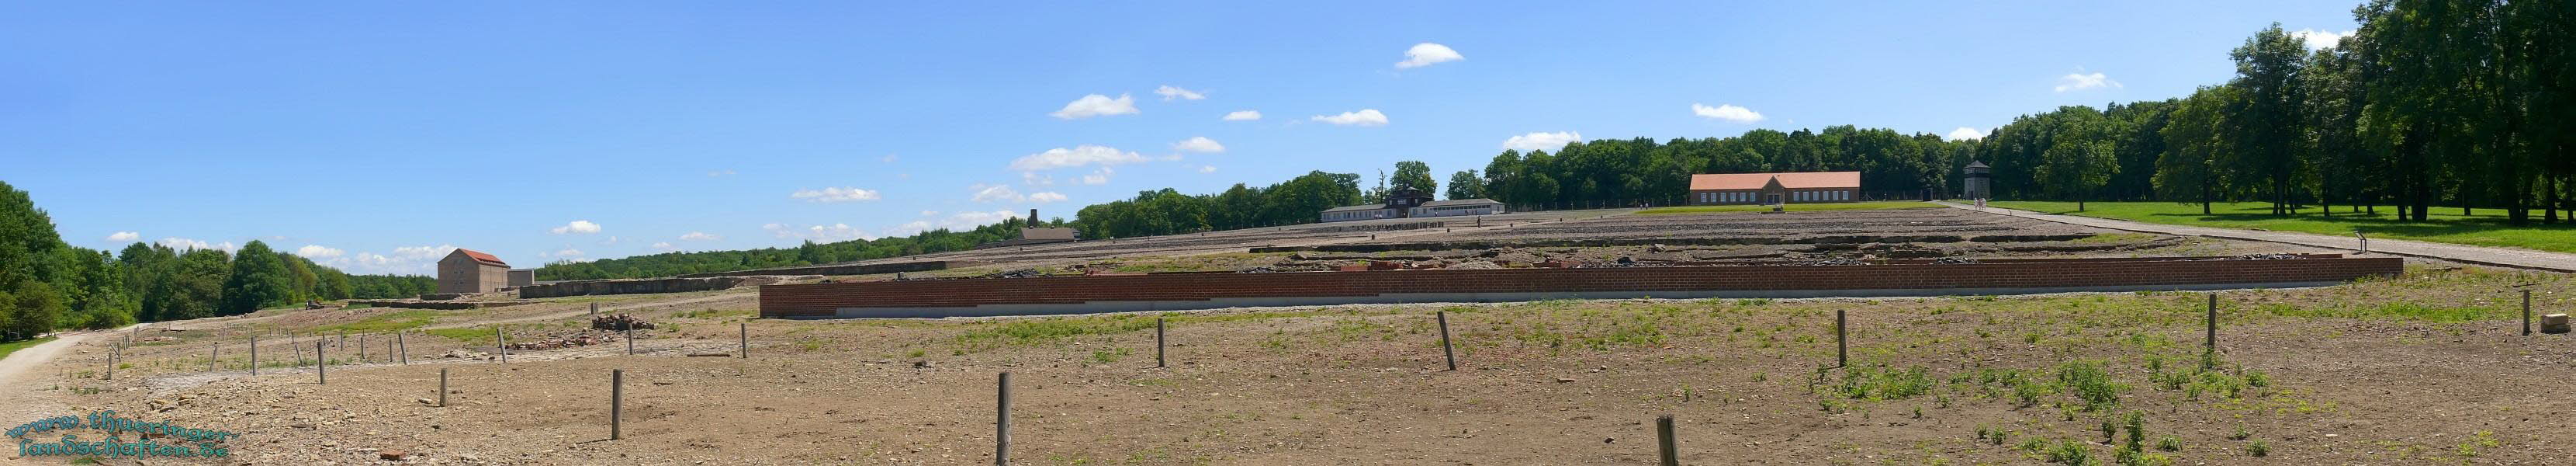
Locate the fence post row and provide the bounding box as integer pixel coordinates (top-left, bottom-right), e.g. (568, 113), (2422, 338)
(316, 341), (326, 384)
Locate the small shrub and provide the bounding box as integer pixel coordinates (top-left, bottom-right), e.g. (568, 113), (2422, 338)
(2155, 435), (2182, 451)
(2047, 440), (2093, 464)
(2245, 440), (2269, 457)
(2227, 426), (2251, 440)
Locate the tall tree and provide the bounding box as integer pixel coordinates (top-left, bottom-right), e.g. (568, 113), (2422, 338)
(2227, 23), (2311, 215)
(219, 241), (296, 315)
(1445, 170), (1485, 200)
(1391, 161), (1437, 195)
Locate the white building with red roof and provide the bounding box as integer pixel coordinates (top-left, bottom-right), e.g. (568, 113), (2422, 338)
(1688, 172), (1862, 206)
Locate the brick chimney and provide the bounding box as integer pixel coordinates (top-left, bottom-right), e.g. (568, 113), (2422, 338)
(1028, 209), (1040, 226)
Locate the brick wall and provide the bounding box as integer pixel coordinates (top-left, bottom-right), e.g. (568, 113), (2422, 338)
(759, 256), (2402, 318)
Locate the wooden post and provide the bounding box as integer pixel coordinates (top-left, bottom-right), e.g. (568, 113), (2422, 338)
(2523, 290), (2534, 336)
(249, 336), (258, 375)
(1656, 414), (1679, 466)
(497, 326), (507, 363)
(1155, 317), (1167, 368)
(1835, 309), (1847, 368)
(1436, 311), (1458, 371)
(210, 343), (220, 372)
(107, 343), (119, 381)
(590, 302), (599, 316)
(358, 334), (367, 363)
(739, 322), (748, 358)
(397, 332), (407, 365)
(2205, 294), (2218, 351)
(995, 371), (1012, 465)
(610, 369), (624, 440)
(316, 341), (326, 384)
(437, 368), (448, 407)
(625, 317), (635, 355)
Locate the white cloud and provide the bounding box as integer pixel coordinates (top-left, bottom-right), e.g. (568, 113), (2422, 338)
(789, 186), (881, 203)
(880, 154), (898, 163)
(2054, 69), (2121, 92)
(1196, 165), (1217, 174)
(763, 222), (877, 242)
(885, 210), (1026, 236)
(1009, 145), (1146, 171)
(1082, 167), (1113, 185)
(971, 184), (1026, 203)
(106, 231), (138, 242)
(1501, 130), (1584, 151)
(1048, 93), (1138, 119)
(651, 242), (676, 251)
(391, 245), (457, 261)
(1021, 172), (1055, 186)
(550, 220), (602, 235)
(1691, 103), (1764, 123)
(293, 245), (344, 259)
(919, 210), (940, 217)
(1170, 136), (1226, 153)
(705, 169), (736, 177)
(1946, 127), (1987, 141)
(1027, 192), (1068, 203)
(1311, 109), (1390, 127)
(1395, 43), (1464, 68)
(156, 237), (237, 252)
(2291, 29), (2353, 50)
(1221, 110), (1262, 121)
(1154, 85), (1206, 101)
(600, 235), (620, 245)
(679, 231), (721, 242)
(549, 249), (584, 258)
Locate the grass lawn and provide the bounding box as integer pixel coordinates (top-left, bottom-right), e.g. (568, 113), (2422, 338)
(1634, 200), (1941, 215)
(0, 337), (57, 360)
(1988, 200), (2576, 253)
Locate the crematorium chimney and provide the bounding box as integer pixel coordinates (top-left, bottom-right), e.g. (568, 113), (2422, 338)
(1029, 209), (1040, 226)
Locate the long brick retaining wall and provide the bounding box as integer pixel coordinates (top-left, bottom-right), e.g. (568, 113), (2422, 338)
(758, 256), (2403, 319)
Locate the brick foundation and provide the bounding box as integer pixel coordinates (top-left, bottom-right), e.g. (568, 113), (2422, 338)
(758, 256), (2402, 319)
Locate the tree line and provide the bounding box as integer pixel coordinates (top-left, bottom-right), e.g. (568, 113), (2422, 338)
(1992, 1), (2571, 221)
(534, 216), (1065, 280)
(0, 181), (434, 340)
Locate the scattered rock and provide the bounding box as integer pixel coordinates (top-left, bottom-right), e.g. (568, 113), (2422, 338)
(379, 450), (409, 461)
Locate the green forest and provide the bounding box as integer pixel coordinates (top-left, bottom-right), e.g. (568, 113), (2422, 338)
(0, 180), (434, 341)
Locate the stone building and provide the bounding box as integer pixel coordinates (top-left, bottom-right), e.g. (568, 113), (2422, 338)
(1688, 172), (1862, 205)
(507, 269), (535, 287)
(436, 249), (511, 294)
(1962, 161), (1993, 200)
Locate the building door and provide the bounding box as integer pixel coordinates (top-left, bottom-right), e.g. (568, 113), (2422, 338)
(1767, 193), (1782, 205)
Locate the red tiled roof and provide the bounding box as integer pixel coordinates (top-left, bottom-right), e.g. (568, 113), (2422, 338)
(1689, 172), (1861, 190)
(454, 249), (508, 267)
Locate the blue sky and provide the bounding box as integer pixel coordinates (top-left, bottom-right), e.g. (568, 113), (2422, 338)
(0, 1), (2362, 274)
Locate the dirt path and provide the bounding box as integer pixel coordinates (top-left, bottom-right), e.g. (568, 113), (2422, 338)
(1944, 200), (2576, 272)
(0, 331), (105, 429)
